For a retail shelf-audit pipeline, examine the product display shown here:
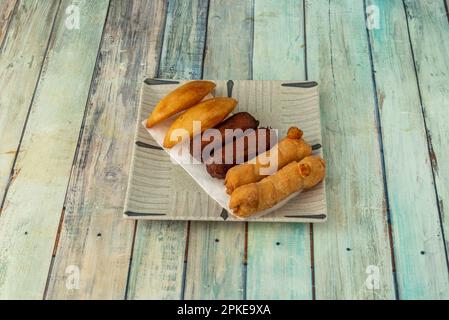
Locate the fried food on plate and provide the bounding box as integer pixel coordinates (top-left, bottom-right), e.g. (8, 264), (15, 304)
(163, 97), (237, 148)
(225, 127), (312, 194)
(206, 128), (276, 179)
(190, 112), (259, 162)
(229, 156), (326, 218)
(146, 80), (216, 128)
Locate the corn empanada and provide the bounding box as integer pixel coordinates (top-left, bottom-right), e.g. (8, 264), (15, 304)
(163, 97), (237, 148)
(147, 80), (216, 128)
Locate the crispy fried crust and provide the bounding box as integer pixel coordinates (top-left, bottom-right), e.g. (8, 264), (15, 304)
(163, 97), (237, 148)
(225, 127), (312, 194)
(206, 128), (275, 179)
(147, 81), (216, 128)
(229, 156), (326, 218)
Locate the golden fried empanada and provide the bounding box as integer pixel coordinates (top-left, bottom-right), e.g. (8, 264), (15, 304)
(147, 80), (216, 128)
(163, 97), (237, 148)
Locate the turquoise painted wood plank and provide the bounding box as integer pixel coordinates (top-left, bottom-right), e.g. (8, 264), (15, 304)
(127, 221), (187, 299)
(367, 0), (449, 299)
(404, 0), (449, 276)
(0, 0), (109, 299)
(0, 0), (59, 214)
(247, 0), (312, 300)
(183, 0), (252, 300)
(306, 0), (395, 299)
(46, 0), (167, 299)
(0, 0), (17, 46)
(186, 223), (245, 299)
(203, 0), (253, 80)
(253, 0), (306, 81)
(128, 0), (209, 300)
(185, 0), (253, 299)
(159, 0), (209, 79)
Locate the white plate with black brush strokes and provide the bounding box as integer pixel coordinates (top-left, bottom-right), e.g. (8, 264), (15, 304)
(123, 79), (327, 223)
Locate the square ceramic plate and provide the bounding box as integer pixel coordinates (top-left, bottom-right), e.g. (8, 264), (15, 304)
(124, 79), (327, 222)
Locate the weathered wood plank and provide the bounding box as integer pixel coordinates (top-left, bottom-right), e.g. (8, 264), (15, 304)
(127, 0), (209, 300)
(0, 0), (59, 212)
(159, 0), (209, 79)
(45, 0), (167, 300)
(306, 0), (395, 299)
(0, 0), (17, 46)
(446, 0), (449, 21)
(127, 221), (187, 299)
(203, 0), (253, 80)
(128, 0), (229, 300)
(0, 0), (109, 299)
(183, 0), (252, 300)
(186, 222), (245, 299)
(368, 0), (449, 299)
(247, 0), (313, 300)
(406, 0), (449, 253)
(253, 0), (306, 81)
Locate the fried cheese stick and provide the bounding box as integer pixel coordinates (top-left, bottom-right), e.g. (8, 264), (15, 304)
(229, 156), (326, 218)
(224, 127), (312, 194)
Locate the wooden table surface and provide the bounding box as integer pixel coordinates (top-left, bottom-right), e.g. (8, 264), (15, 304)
(0, 0), (448, 300)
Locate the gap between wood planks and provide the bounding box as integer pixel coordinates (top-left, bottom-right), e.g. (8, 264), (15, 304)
(402, 0), (449, 270)
(444, 0), (449, 23)
(199, 0), (211, 79)
(363, 0), (399, 299)
(42, 0), (113, 299)
(242, 0), (255, 301)
(180, 221), (191, 300)
(0, 0), (63, 216)
(124, 219), (139, 300)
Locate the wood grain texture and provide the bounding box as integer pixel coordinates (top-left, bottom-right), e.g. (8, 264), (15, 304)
(0, 0), (59, 213)
(246, 0), (313, 300)
(159, 0), (209, 79)
(184, 0), (252, 300)
(253, 0), (306, 81)
(446, 0), (449, 21)
(306, 0), (395, 299)
(127, 0), (208, 300)
(0, 0), (109, 299)
(368, 0), (449, 299)
(45, 0), (167, 299)
(203, 0), (253, 80)
(0, 0), (16, 46)
(127, 221), (187, 299)
(404, 0), (449, 286)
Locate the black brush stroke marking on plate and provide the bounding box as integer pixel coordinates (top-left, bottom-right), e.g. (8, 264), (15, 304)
(227, 80), (234, 98)
(221, 81), (233, 222)
(281, 81), (318, 88)
(136, 141), (163, 150)
(125, 211), (167, 217)
(284, 214), (327, 219)
(144, 78), (180, 86)
(312, 144), (322, 151)
(220, 209), (229, 221)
